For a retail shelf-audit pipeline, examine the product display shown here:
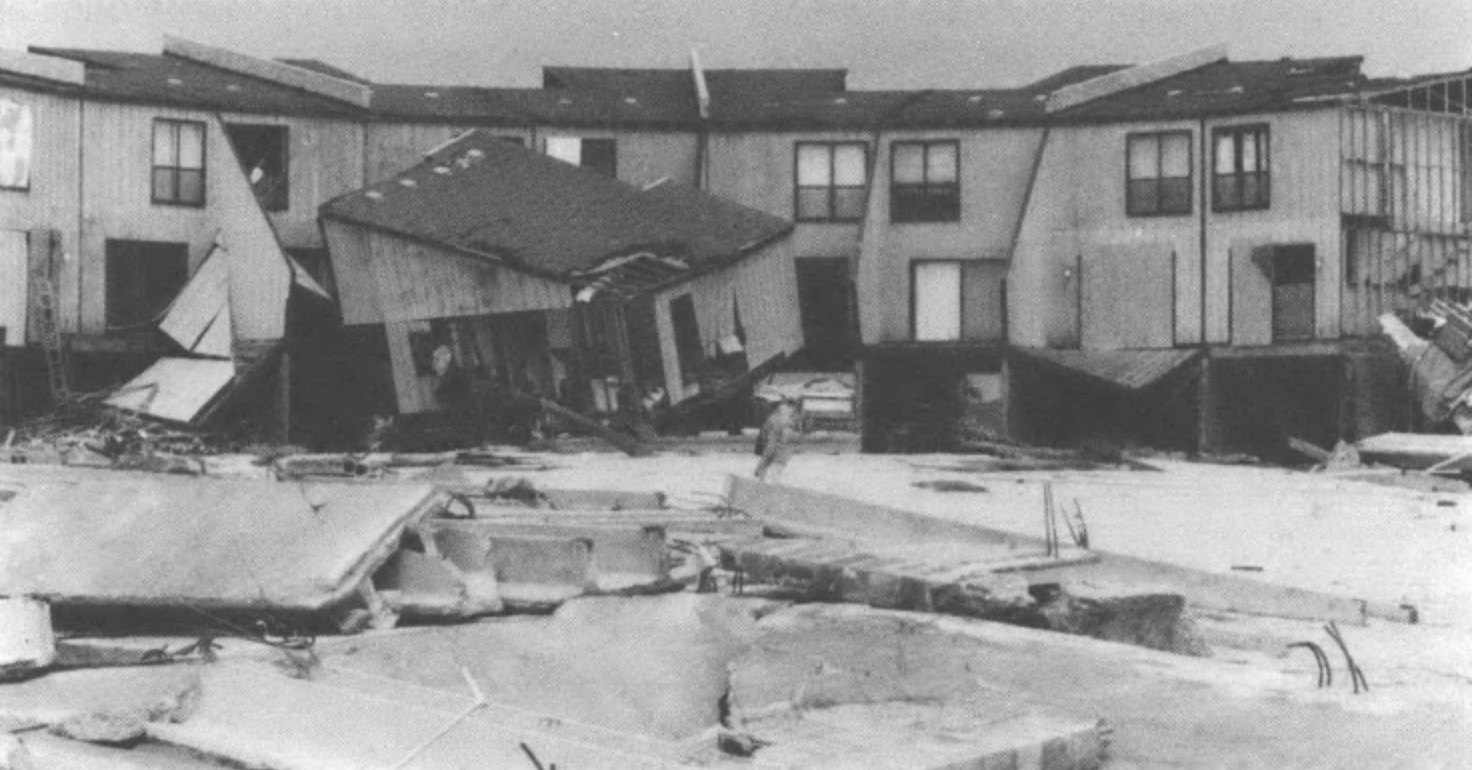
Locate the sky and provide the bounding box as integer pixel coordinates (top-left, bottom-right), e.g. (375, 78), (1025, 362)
(2, 0), (1469, 89)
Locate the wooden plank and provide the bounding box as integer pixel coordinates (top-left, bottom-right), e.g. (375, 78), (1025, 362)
(0, 50), (84, 85)
(1046, 45), (1227, 112)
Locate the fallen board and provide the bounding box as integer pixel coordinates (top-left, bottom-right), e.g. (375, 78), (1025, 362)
(0, 471), (445, 610)
(1356, 432), (1472, 470)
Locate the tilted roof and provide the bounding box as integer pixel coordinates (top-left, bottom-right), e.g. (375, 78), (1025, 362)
(320, 130), (791, 284)
(1054, 56), (1369, 121)
(25, 47), (368, 117)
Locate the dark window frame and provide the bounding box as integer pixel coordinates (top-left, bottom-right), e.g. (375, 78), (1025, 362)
(794, 141), (869, 223)
(151, 119), (207, 208)
(890, 140), (961, 223)
(225, 123), (289, 212)
(1125, 130), (1193, 217)
(1212, 124), (1271, 212)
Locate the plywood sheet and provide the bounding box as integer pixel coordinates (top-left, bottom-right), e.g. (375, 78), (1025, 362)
(105, 358), (236, 424)
(159, 245), (232, 357)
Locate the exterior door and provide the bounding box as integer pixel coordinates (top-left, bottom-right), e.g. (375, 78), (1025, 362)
(1270, 244), (1315, 341)
(795, 257), (855, 367)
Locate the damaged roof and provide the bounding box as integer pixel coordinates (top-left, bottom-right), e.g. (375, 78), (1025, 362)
(320, 130), (791, 282)
(1, 45), (1403, 128)
(24, 47), (368, 117)
(1054, 56), (1369, 121)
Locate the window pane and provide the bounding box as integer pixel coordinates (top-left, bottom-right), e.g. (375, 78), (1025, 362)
(1127, 179), (1158, 215)
(833, 187), (866, 219)
(1243, 171), (1267, 208)
(177, 169), (204, 204)
(832, 144), (866, 186)
(1241, 132), (1258, 174)
(153, 122), (176, 166)
(1128, 135), (1158, 179)
(926, 143), (957, 183)
(892, 143), (924, 183)
(913, 262), (962, 341)
(1159, 178), (1191, 213)
(177, 123), (204, 169)
(796, 187), (831, 220)
(544, 136), (581, 165)
(796, 144), (831, 186)
(152, 168), (175, 202)
(1214, 133), (1235, 174)
(1215, 175), (1240, 209)
(1161, 133), (1190, 178)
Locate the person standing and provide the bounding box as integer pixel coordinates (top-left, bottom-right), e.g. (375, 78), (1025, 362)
(754, 397), (802, 482)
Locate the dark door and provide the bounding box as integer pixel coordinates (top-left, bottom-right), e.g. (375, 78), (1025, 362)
(795, 257), (855, 369)
(105, 239), (189, 329)
(1270, 244), (1316, 342)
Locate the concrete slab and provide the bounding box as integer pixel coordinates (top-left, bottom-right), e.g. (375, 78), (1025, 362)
(0, 665), (200, 740)
(752, 604), (1471, 769)
(146, 663), (689, 770)
(316, 595), (769, 743)
(0, 472), (445, 613)
(487, 534), (597, 607)
(729, 477), (1400, 625)
(435, 520), (669, 588)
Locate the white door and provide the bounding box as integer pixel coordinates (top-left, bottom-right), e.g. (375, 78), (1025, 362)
(0, 230), (26, 347)
(913, 261), (961, 341)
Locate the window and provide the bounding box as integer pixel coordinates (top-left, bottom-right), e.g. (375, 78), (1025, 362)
(1213, 125), (1269, 211)
(544, 136), (617, 177)
(152, 119), (205, 206)
(669, 294), (703, 385)
(226, 124), (288, 211)
(0, 99), (34, 191)
(891, 140), (960, 222)
(106, 239), (189, 329)
(910, 260), (1005, 343)
(795, 142), (867, 221)
(1127, 131), (1192, 216)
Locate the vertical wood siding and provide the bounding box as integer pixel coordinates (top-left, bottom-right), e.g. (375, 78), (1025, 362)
(1339, 106), (1471, 336)
(0, 87), (80, 332)
(1012, 108), (1343, 351)
(219, 112), (366, 249)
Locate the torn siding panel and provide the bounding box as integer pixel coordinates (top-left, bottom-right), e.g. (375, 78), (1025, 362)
(384, 318), (439, 414)
(362, 231), (571, 323)
(105, 357), (236, 423)
(209, 113), (294, 341)
(159, 244), (232, 357)
(322, 219), (383, 325)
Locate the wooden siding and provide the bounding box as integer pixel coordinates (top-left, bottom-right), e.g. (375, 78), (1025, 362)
(323, 223), (571, 326)
(709, 128), (1041, 345)
(1339, 106), (1472, 337)
(0, 86), (80, 332)
(220, 112), (365, 249)
(365, 123), (483, 183)
(652, 238), (802, 403)
(1011, 109), (1343, 351)
(1081, 242), (1174, 350)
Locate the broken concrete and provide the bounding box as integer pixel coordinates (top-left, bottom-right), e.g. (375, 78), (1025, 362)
(0, 471), (446, 617)
(1037, 582), (1209, 656)
(729, 477), (1411, 625)
(317, 595), (767, 743)
(487, 534), (597, 607)
(0, 666), (200, 746)
(434, 520), (671, 591)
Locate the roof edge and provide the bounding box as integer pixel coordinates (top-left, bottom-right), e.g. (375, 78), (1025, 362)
(163, 35), (373, 109)
(0, 48), (84, 86)
(1046, 44), (1228, 113)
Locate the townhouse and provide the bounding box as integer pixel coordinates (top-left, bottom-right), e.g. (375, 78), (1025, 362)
(0, 37), (1466, 454)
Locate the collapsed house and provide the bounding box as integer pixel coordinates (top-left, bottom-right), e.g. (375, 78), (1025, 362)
(318, 131), (802, 431)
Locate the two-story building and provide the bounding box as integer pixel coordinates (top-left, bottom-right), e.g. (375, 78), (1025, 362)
(1, 37), (1466, 454)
